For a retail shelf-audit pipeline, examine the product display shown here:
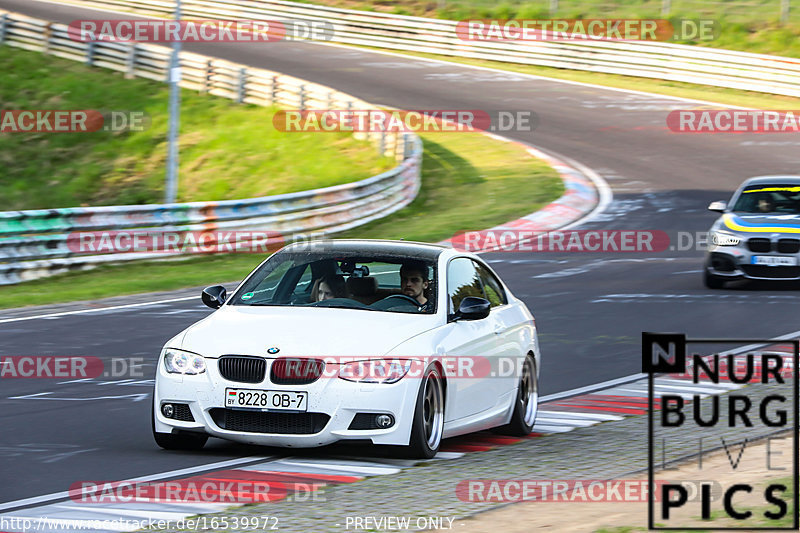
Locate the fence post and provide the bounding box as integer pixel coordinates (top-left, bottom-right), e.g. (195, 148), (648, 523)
(299, 84), (306, 111)
(86, 40), (95, 66)
(271, 75), (278, 105)
(0, 14), (8, 46)
(202, 59), (212, 93)
(781, 0), (790, 22)
(237, 67), (247, 103)
(661, 0), (671, 16)
(379, 130), (386, 157)
(43, 22), (52, 54)
(126, 43), (136, 79)
(550, 0), (558, 16)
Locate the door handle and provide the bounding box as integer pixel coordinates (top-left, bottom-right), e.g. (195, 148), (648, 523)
(494, 324), (509, 335)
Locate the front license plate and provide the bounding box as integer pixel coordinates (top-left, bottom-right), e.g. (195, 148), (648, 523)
(225, 388), (307, 411)
(751, 255), (798, 266)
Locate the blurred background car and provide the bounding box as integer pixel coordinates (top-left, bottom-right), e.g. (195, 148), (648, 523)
(704, 175), (800, 288)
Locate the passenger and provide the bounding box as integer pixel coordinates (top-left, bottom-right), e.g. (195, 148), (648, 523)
(315, 274), (346, 301)
(399, 261), (433, 312)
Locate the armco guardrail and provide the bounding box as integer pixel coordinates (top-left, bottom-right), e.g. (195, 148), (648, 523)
(50, 0), (800, 98)
(0, 10), (422, 284)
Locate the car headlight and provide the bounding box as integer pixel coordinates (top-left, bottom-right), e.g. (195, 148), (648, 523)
(710, 231), (741, 246)
(163, 348), (206, 375)
(338, 359), (413, 384)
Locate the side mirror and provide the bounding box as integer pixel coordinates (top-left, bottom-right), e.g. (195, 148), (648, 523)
(455, 296), (491, 321)
(708, 201), (727, 213)
(201, 285), (227, 309)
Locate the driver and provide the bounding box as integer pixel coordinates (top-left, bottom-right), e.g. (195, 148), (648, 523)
(757, 195), (775, 213)
(315, 274), (346, 301)
(400, 261), (433, 312)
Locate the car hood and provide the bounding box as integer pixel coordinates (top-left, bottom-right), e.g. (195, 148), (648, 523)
(716, 213), (800, 234)
(177, 305), (439, 358)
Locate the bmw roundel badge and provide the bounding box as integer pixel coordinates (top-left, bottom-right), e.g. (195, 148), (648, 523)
(267, 347), (280, 354)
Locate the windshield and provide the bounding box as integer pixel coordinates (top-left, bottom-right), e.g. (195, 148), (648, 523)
(231, 249), (437, 314)
(731, 185), (800, 214)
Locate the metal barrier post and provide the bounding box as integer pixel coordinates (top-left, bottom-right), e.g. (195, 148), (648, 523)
(237, 67), (246, 103)
(86, 40), (95, 66)
(43, 22), (52, 54)
(203, 59), (212, 93)
(0, 14), (8, 45)
(126, 43), (136, 79)
(299, 84), (306, 111)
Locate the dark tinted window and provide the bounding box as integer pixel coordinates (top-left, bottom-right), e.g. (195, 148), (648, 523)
(476, 262), (507, 307)
(447, 257), (485, 313)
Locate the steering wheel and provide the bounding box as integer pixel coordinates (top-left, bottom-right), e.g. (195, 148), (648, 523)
(380, 294), (421, 307)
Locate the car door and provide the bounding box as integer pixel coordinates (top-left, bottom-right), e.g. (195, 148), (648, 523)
(439, 257), (503, 422)
(474, 260), (525, 400)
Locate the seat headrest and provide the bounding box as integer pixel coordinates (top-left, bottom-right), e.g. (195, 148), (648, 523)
(346, 276), (378, 296)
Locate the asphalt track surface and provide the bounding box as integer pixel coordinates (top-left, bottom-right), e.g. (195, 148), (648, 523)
(2, 0), (800, 507)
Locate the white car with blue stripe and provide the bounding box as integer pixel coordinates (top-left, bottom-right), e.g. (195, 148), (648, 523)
(705, 175), (800, 288)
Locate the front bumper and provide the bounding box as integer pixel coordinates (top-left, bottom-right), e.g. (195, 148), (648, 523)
(705, 239), (800, 281)
(153, 357), (419, 447)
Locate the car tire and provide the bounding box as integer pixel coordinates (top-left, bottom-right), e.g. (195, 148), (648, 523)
(151, 398), (208, 451)
(404, 364), (445, 459)
(498, 354), (539, 436)
(704, 269), (726, 289)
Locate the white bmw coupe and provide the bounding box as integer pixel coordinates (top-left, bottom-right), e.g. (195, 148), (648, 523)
(152, 240), (540, 458)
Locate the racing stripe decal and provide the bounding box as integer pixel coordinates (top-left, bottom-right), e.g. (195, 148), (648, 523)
(723, 213), (800, 233)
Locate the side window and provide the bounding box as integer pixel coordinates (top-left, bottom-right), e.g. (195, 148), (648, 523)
(447, 258), (485, 314)
(475, 262), (508, 307)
